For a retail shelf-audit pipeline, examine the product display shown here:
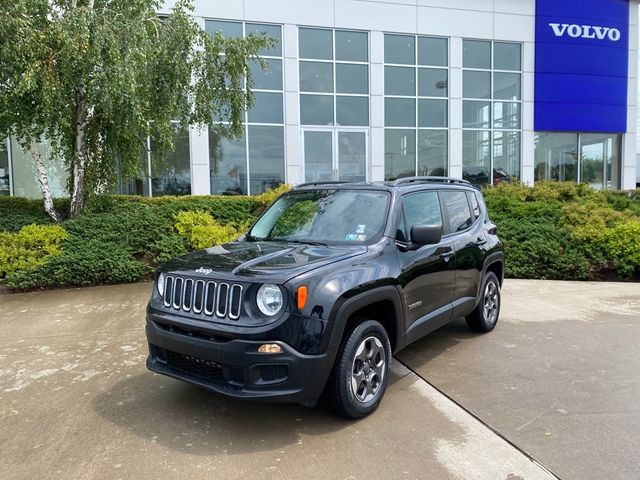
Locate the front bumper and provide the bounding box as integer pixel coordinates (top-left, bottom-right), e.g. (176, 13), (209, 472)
(145, 317), (335, 403)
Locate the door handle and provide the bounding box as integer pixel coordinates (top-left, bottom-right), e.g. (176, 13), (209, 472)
(439, 251), (454, 261)
(474, 238), (487, 246)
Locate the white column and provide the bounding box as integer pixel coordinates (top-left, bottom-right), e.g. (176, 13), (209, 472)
(283, 24), (302, 185)
(370, 31), (385, 181)
(624, 3), (639, 190)
(521, 41), (536, 186)
(449, 37), (463, 179)
(189, 16), (210, 195)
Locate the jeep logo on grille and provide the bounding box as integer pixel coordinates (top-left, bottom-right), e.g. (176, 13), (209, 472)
(195, 267), (213, 275)
(549, 23), (621, 42)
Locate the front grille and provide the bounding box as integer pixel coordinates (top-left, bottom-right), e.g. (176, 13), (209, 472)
(163, 275), (242, 320)
(165, 350), (225, 383)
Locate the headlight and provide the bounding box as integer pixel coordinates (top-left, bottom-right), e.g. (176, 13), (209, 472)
(256, 284), (283, 317)
(157, 272), (165, 297)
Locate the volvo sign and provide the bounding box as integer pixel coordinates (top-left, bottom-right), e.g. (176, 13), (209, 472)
(535, 0), (630, 133)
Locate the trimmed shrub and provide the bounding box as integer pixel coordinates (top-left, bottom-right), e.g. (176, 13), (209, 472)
(174, 210), (241, 250)
(0, 224), (68, 277)
(602, 220), (640, 278)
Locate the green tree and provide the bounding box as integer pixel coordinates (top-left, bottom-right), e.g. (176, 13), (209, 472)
(0, 0), (270, 220)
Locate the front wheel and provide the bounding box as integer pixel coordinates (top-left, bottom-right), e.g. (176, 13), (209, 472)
(466, 271), (501, 332)
(327, 320), (391, 419)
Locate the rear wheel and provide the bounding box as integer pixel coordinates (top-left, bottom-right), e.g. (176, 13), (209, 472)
(466, 271), (501, 332)
(327, 319), (391, 419)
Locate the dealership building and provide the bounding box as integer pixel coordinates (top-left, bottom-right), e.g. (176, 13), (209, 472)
(0, 0), (639, 198)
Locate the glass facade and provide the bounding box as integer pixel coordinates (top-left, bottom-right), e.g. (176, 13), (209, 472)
(384, 34), (448, 180)
(462, 40), (521, 186)
(206, 20), (285, 195)
(535, 132), (621, 189)
(150, 126), (191, 196)
(0, 140), (9, 196)
(10, 138), (68, 198)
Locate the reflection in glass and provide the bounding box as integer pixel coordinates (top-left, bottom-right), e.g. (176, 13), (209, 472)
(418, 130), (448, 176)
(534, 132), (578, 183)
(205, 20), (242, 38)
(493, 72), (521, 100)
(493, 131), (520, 184)
(418, 37), (448, 67)
(463, 71), (491, 99)
(249, 59), (282, 90)
(494, 102), (520, 129)
(248, 92), (283, 124)
(494, 42), (521, 71)
(580, 133), (621, 190)
(300, 95), (334, 125)
(337, 96), (369, 126)
(299, 61), (333, 93)
(248, 126), (284, 194)
(384, 66), (415, 96)
(304, 131), (333, 182)
(0, 141), (9, 196)
(338, 132), (366, 182)
(463, 40), (491, 69)
(246, 23), (282, 56)
(209, 130), (247, 195)
(463, 101), (491, 128)
(418, 99), (447, 128)
(151, 126), (191, 196)
(336, 63), (368, 94)
(299, 28), (333, 60)
(385, 98), (415, 127)
(418, 68), (447, 97)
(384, 34), (415, 64)
(385, 129), (416, 180)
(336, 30), (368, 62)
(462, 130), (491, 186)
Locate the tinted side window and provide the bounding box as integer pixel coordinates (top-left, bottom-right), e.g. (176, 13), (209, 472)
(403, 191), (443, 241)
(442, 191), (472, 232)
(468, 191), (481, 219)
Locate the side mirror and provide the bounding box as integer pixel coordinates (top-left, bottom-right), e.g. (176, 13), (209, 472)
(410, 225), (442, 246)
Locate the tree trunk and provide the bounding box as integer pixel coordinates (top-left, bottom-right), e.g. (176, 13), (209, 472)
(30, 138), (63, 223)
(69, 86), (87, 218)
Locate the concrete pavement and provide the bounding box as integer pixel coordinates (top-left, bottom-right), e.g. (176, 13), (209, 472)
(1, 280), (637, 479)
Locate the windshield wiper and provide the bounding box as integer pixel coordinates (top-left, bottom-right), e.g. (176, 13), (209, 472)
(270, 237), (328, 246)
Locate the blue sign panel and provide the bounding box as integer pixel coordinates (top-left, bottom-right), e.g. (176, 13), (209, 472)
(535, 0), (629, 133)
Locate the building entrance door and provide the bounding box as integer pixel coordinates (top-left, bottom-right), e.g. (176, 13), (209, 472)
(302, 129), (368, 183)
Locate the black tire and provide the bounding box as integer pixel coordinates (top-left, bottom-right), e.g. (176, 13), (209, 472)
(466, 271), (501, 333)
(327, 319), (392, 419)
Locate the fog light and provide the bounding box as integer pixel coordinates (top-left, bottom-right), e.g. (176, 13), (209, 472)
(258, 343), (283, 354)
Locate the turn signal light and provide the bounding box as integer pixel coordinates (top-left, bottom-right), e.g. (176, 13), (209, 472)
(297, 286), (308, 310)
(258, 343), (283, 354)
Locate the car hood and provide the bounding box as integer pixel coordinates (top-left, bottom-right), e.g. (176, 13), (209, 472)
(161, 241), (368, 282)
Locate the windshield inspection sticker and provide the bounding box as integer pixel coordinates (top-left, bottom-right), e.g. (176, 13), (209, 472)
(356, 224), (366, 234)
(345, 234), (367, 241)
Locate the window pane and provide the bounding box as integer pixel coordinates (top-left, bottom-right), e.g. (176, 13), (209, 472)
(209, 130), (247, 195)
(304, 131), (333, 182)
(385, 129), (416, 180)
(493, 131), (520, 184)
(151, 127), (191, 196)
(494, 72), (521, 100)
(534, 132), (578, 183)
(337, 96), (369, 126)
(494, 102), (520, 129)
(418, 68), (448, 97)
(463, 71), (491, 99)
(494, 42), (521, 71)
(249, 58), (282, 90)
(0, 141), (9, 196)
(404, 192), (443, 236)
(418, 99), (447, 128)
(300, 95), (334, 125)
(581, 133), (621, 190)
(462, 130), (491, 187)
(418, 130), (448, 176)
(299, 28), (333, 60)
(442, 191), (472, 232)
(246, 23), (282, 56)
(463, 40), (491, 69)
(300, 61), (333, 93)
(418, 37), (448, 66)
(336, 63), (368, 94)
(205, 20), (242, 38)
(248, 92), (283, 123)
(10, 137), (68, 198)
(336, 30), (368, 62)
(384, 66), (415, 96)
(248, 126), (284, 194)
(385, 98), (415, 127)
(338, 132), (367, 182)
(385, 34), (415, 64)
(463, 101), (491, 128)
(468, 191), (481, 219)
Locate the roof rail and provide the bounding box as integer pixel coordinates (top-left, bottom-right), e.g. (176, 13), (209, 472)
(293, 181), (351, 189)
(392, 176), (471, 187)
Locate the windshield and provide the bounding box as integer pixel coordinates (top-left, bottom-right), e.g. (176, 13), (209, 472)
(249, 189), (390, 245)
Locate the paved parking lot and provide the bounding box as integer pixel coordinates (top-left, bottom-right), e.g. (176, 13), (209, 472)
(1, 280), (638, 479)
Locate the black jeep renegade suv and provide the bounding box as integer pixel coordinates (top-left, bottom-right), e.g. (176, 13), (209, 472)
(146, 177), (504, 418)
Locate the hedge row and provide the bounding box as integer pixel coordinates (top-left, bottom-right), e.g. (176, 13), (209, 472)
(0, 182), (638, 291)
